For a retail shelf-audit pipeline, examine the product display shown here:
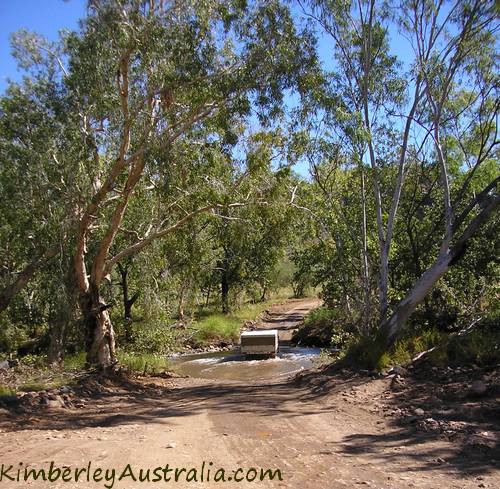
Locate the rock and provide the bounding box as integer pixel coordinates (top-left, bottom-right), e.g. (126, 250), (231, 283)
(414, 408), (425, 416)
(170, 322), (186, 330)
(165, 443), (176, 449)
(46, 399), (63, 409)
(466, 431), (497, 449)
(470, 380), (487, 396)
(0, 360), (10, 370)
(243, 320), (255, 330)
(416, 417), (440, 433)
(392, 366), (408, 376)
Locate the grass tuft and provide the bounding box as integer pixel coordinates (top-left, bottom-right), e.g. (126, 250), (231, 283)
(117, 351), (171, 374)
(0, 385), (16, 398)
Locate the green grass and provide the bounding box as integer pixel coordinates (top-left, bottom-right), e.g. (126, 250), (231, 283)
(192, 314), (241, 344)
(18, 382), (47, 392)
(429, 328), (500, 367)
(346, 326), (499, 371)
(346, 328), (445, 371)
(65, 350), (171, 375)
(190, 289), (296, 346)
(117, 351), (171, 374)
(64, 352), (86, 370)
(0, 385), (16, 398)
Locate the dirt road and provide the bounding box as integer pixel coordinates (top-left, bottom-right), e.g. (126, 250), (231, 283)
(253, 298), (322, 343)
(0, 299), (498, 489)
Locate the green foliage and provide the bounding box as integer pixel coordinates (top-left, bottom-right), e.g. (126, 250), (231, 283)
(433, 328), (500, 367)
(346, 329), (444, 371)
(389, 329), (443, 366)
(294, 307), (353, 348)
(65, 350), (173, 375)
(0, 320), (29, 353)
(63, 352), (86, 371)
(18, 382), (46, 392)
(17, 353), (48, 369)
(346, 326), (499, 371)
(126, 322), (178, 356)
(346, 336), (388, 371)
(0, 0), (498, 372)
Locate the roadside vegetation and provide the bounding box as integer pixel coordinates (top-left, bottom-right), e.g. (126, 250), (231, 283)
(299, 307), (500, 371)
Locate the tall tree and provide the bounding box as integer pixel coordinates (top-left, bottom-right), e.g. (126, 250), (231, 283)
(8, 0), (316, 367)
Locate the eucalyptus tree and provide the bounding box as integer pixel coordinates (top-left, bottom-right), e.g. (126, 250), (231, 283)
(300, 0), (414, 324)
(299, 0), (498, 343)
(379, 0), (499, 343)
(30, 0), (316, 368)
(0, 43), (80, 315)
(0, 35), (85, 362)
(200, 130), (298, 312)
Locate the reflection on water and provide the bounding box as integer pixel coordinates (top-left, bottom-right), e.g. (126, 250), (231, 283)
(170, 348), (321, 381)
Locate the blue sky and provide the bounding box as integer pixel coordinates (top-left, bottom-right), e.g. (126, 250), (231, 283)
(0, 0), (86, 93)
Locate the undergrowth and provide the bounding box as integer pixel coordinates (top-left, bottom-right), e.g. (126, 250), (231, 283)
(346, 326), (499, 371)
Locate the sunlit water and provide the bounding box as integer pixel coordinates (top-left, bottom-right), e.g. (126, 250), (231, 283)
(169, 348), (321, 381)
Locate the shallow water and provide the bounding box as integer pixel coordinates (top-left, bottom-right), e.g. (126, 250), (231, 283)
(170, 348), (321, 381)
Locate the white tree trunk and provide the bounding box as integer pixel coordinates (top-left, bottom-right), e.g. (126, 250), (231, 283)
(379, 191), (499, 344)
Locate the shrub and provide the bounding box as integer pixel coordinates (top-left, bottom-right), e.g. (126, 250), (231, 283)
(0, 321), (28, 354)
(0, 385), (16, 398)
(19, 354), (48, 369)
(346, 335), (388, 370)
(64, 352), (86, 370)
(294, 307), (353, 348)
(128, 321), (178, 355)
(346, 328), (444, 371)
(446, 328), (500, 366)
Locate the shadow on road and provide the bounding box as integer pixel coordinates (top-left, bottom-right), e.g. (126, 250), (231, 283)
(1, 362), (498, 479)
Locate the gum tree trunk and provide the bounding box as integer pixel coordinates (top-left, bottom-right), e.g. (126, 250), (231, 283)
(80, 289), (117, 368)
(221, 270), (230, 314)
(379, 192), (499, 345)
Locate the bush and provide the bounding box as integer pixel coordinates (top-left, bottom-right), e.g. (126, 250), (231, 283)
(127, 321), (178, 355)
(346, 335), (388, 370)
(294, 307), (353, 348)
(0, 321), (28, 354)
(346, 328), (444, 371)
(19, 354), (48, 369)
(389, 329), (444, 365)
(64, 352), (86, 370)
(0, 385), (16, 398)
(444, 328), (500, 366)
(346, 325), (499, 371)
